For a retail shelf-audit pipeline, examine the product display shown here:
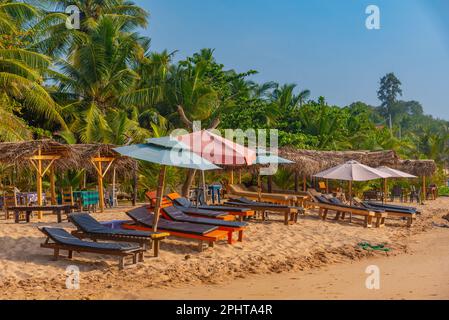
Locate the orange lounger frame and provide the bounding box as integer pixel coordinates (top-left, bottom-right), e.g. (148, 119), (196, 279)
(122, 222), (233, 251)
(159, 209), (245, 244)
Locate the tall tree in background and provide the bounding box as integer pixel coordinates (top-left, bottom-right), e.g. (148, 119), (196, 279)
(377, 73), (403, 126)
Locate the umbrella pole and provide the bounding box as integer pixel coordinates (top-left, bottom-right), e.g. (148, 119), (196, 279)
(152, 165), (167, 232)
(202, 170), (207, 205)
(258, 169), (262, 202)
(383, 178), (387, 204)
(349, 180), (353, 223)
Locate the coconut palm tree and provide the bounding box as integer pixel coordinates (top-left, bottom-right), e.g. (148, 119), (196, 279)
(0, 0), (67, 139)
(53, 16), (149, 143)
(33, 0), (148, 57)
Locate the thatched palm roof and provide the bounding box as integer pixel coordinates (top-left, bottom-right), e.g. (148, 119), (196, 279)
(0, 140), (79, 170)
(279, 147), (399, 176)
(278, 147), (437, 177)
(394, 160), (437, 177)
(70, 144), (137, 177)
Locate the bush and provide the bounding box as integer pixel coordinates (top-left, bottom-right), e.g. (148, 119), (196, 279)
(438, 186), (449, 197)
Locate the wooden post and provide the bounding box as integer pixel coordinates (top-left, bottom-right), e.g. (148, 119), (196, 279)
(97, 156), (104, 212)
(202, 170), (207, 204)
(303, 176), (307, 192)
(257, 170), (262, 202)
(348, 180), (353, 222)
(422, 176), (426, 201)
(50, 165), (56, 205)
(349, 180), (354, 205)
(267, 175), (273, 193)
(230, 170), (234, 184)
(294, 172), (299, 192)
(153, 166), (167, 232)
(91, 155), (115, 213)
(37, 148), (43, 219)
(326, 179), (329, 193)
(112, 167), (116, 207)
(239, 169), (242, 184)
(383, 178), (388, 203)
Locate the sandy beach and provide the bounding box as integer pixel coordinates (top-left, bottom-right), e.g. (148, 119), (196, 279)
(0, 198), (448, 300)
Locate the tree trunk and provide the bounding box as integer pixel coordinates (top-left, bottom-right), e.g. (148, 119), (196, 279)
(267, 176), (273, 193)
(182, 169), (197, 197)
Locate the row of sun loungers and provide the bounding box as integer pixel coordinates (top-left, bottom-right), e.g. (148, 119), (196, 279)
(38, 188), (421, 268)
(306, 190), (418, 227)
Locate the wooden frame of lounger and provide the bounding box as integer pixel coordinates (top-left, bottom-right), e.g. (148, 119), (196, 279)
(165, 192), (255, 222)
(40, 232), (144, 270)
(353, 197), (416, 227)
(226, 201), (299, 226)
(122, 222), (230, 252)
(305, 200), (386, 228)
(228, 184), (294, 206)
(159, 208), (245, 244)
(146, 191), (239, 221)
(70, 230), (169, 257)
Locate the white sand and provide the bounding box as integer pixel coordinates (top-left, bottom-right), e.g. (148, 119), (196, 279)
(0, 198), (447, 300)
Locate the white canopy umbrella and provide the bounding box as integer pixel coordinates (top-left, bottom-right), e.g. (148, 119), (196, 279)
(377, 166), (417, 202)
(376, 166), (417, 179)
(314, 160), (392, 205)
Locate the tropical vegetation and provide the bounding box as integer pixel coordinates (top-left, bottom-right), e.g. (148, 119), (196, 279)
(0, 0), (447, 194)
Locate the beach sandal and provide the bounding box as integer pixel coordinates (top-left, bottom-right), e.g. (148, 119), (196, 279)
(358, 242), (391, 252)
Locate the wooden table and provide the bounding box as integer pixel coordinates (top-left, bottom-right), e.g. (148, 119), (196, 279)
(8, 205), (75, 223)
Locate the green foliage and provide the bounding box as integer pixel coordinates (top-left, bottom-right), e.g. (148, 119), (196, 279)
(0, 1), (447, 193)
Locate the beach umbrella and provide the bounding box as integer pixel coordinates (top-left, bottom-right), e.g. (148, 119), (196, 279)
(114, 138), (220, 231)
(377, 166), (417, 202)
(314, 160), (391, 206)
(175, 130), (257, 203)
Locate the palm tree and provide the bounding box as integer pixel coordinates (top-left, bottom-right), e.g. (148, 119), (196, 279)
(53, 16), (149, 143)
(33, 0), (148, 57)
(0, 0), (67, 139)
(298, 89), (311, 107)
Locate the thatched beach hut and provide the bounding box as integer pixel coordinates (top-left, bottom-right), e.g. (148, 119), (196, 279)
(0, 140), (80, 211)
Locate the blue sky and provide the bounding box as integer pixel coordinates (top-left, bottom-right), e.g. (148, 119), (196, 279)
(135, 0), (449, 120)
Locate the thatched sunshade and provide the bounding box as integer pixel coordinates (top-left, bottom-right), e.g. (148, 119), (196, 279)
(70, 144), (138, 212)
(279, 147), (399, 176)
(394, 160), (437, 198)
(0, 140), (80, 215)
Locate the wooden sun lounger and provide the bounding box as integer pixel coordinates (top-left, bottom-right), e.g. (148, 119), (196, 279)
(306, 193), (386, 228)
(8, 205), (75, 223)
(125, 206), (230, 251)
(39, 227), (144, 269)
(161, 206), (247, 244)
(225, 197), (301, 226)
(68, 213), (170, 257)
(146, 191), (237, 221)
(165, 192), (255, 221)
(228, 184), (296, 206)
(353, 198), (417, 227)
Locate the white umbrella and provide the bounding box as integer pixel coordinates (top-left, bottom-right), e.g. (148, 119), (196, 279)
(376, 166), (417, 179)
(377, 166), (417, 202)
(314, 160), (391, 206)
